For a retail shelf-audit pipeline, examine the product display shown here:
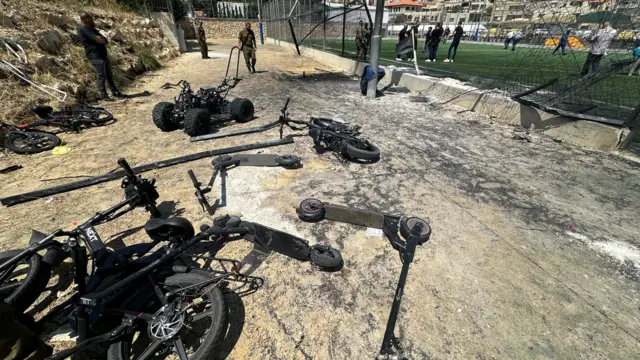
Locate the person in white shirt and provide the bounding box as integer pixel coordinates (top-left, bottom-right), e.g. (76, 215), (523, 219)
(581, 22), (617, 76)
(504, 30), (515, 49)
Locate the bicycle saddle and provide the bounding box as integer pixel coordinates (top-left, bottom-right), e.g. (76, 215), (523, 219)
(31, 105), (53, 118)
(144, 217), (194, 243)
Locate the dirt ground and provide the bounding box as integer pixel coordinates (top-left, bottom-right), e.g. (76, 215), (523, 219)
(1, 39), (639, 359)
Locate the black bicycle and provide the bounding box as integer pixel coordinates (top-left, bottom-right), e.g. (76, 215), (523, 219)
(1, 121), (62, 154)
(0, 159), (160, 313)
(28, 104), (114, 132)
(42, 214), (260, 360)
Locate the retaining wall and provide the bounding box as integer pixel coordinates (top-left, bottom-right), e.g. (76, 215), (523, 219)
(266, 38), (626, 152)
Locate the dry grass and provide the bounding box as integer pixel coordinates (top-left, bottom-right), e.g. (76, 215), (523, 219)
(0, 0), (171, 125)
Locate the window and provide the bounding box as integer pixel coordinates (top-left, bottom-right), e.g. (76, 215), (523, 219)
(449, 17), (455, 22)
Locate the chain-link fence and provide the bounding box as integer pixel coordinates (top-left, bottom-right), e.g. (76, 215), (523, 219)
(262, 0), (373, 55)
(262, 0), (640, 128)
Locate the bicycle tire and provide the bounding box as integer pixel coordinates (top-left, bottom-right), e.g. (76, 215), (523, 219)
(74, 108), (114, 125)
(342, 139), (380, 162)
(107, 272), (228, 360)
(4, 132), (61, 154)
(0, 253), (51, 313)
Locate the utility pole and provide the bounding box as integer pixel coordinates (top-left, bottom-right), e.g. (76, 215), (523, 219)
(367, 0), (386, 99)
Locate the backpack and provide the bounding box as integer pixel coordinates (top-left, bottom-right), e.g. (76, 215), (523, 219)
(633, 47), (640, 57)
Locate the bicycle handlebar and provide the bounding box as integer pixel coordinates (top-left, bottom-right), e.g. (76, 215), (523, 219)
(282, 97), (290, 113)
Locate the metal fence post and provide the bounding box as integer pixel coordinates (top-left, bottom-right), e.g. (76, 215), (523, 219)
(342, 0), (346, 56)
(323, 0), (326, 50)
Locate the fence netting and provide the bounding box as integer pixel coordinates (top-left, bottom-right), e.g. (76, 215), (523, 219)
(261, 0), (640, 127)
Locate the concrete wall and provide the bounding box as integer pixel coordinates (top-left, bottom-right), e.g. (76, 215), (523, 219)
(266, 37), (627, 153)
(150, 12), (179, 47)
(178, 18), (261, 40)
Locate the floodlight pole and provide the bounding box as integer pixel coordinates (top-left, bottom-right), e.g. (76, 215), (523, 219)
(367, 0), (385, 99)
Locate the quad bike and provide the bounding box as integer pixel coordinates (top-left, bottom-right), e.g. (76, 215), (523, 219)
(153, 47), (255, 137)
(1, 121), (61, 154)
(192, 98), (380, 163)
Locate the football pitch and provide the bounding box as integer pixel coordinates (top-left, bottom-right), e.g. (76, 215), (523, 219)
(305, 39), (640, 110)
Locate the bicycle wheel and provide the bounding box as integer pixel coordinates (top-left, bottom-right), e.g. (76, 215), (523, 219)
(4, 131), (61, 154)
(107, 273), (228, 360)
(0, 252), (51, 313)
(74, 108), (114, 126)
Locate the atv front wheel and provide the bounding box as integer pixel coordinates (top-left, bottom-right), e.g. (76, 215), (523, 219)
(184, 108), (211, 136)
(229, 98), (254, 123)
(152, 102), (178, 132)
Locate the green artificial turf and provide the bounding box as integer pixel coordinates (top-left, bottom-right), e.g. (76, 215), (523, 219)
(305, 39), (640, 109)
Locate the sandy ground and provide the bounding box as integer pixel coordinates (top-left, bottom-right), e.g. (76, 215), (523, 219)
(1, 39), (640, 359)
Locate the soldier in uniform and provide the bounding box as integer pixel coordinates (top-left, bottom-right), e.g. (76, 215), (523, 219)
(196, 20), (209, 59)
(355, 20), (365, 60)
(238, 22), (257, 73)
(363, 22), (371, 60)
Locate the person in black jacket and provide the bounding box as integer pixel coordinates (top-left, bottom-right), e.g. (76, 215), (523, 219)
(422, 26), (433, 59)
(427, 22), (443, 62)
(444, 21), (464, 63)
(396, 25), (409, 60)
(77, 13), (122, 101)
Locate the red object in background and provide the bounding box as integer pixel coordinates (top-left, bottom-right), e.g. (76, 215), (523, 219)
(72, 221), (78, 226)
(570, 225), (577, 231)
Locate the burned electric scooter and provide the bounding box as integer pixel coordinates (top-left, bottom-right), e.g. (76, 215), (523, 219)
(188, 153), (301, 215)
(187, 156), (343, 272)
(296, 199), (431, 360)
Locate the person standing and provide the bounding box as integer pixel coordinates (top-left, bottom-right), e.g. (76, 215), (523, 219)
(77, 13), (122, 101)
(443, 27), (451, 44)
(444, 21), (463, 63)
(510, 29), (522, 51)
(238, 22), (257, 73)
(553, 29), (570, 55)
(422, 26), (433, 59)
(504, 29), (515, 49)
(581, 22), (617, 76)
(408, 24), (419, 60)
(428, 22), (443, 62)
(355, 20), (365, 60)
(396, 24), (409, 61)
(363, 22), (371, 60)
(196, 20), (209, 59)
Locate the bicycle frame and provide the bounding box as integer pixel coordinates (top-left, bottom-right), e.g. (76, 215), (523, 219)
(0, 193), (145, 286)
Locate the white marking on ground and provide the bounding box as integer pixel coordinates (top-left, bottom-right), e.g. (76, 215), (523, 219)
(590, 240), (640, 268)
(566, 231), (640, 268)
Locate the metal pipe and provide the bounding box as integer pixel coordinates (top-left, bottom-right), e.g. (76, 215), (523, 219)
(1, 136), (296, 207)
(367, 0), (385, 99)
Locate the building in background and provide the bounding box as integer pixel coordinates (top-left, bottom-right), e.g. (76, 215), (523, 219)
(385, 0), (425, 23)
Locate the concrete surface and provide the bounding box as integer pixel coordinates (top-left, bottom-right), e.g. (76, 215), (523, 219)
(1, 40), (639, 359)
(274, 38), (627, 153)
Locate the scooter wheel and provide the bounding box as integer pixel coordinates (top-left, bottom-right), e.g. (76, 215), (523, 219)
(275, 154), (302, 169)
(309, 244), (343, 271)
(296, 198), (325, 222)
(399, 217), (431, 244)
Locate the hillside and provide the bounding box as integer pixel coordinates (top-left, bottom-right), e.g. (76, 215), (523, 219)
(0, 0), (179, 123)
